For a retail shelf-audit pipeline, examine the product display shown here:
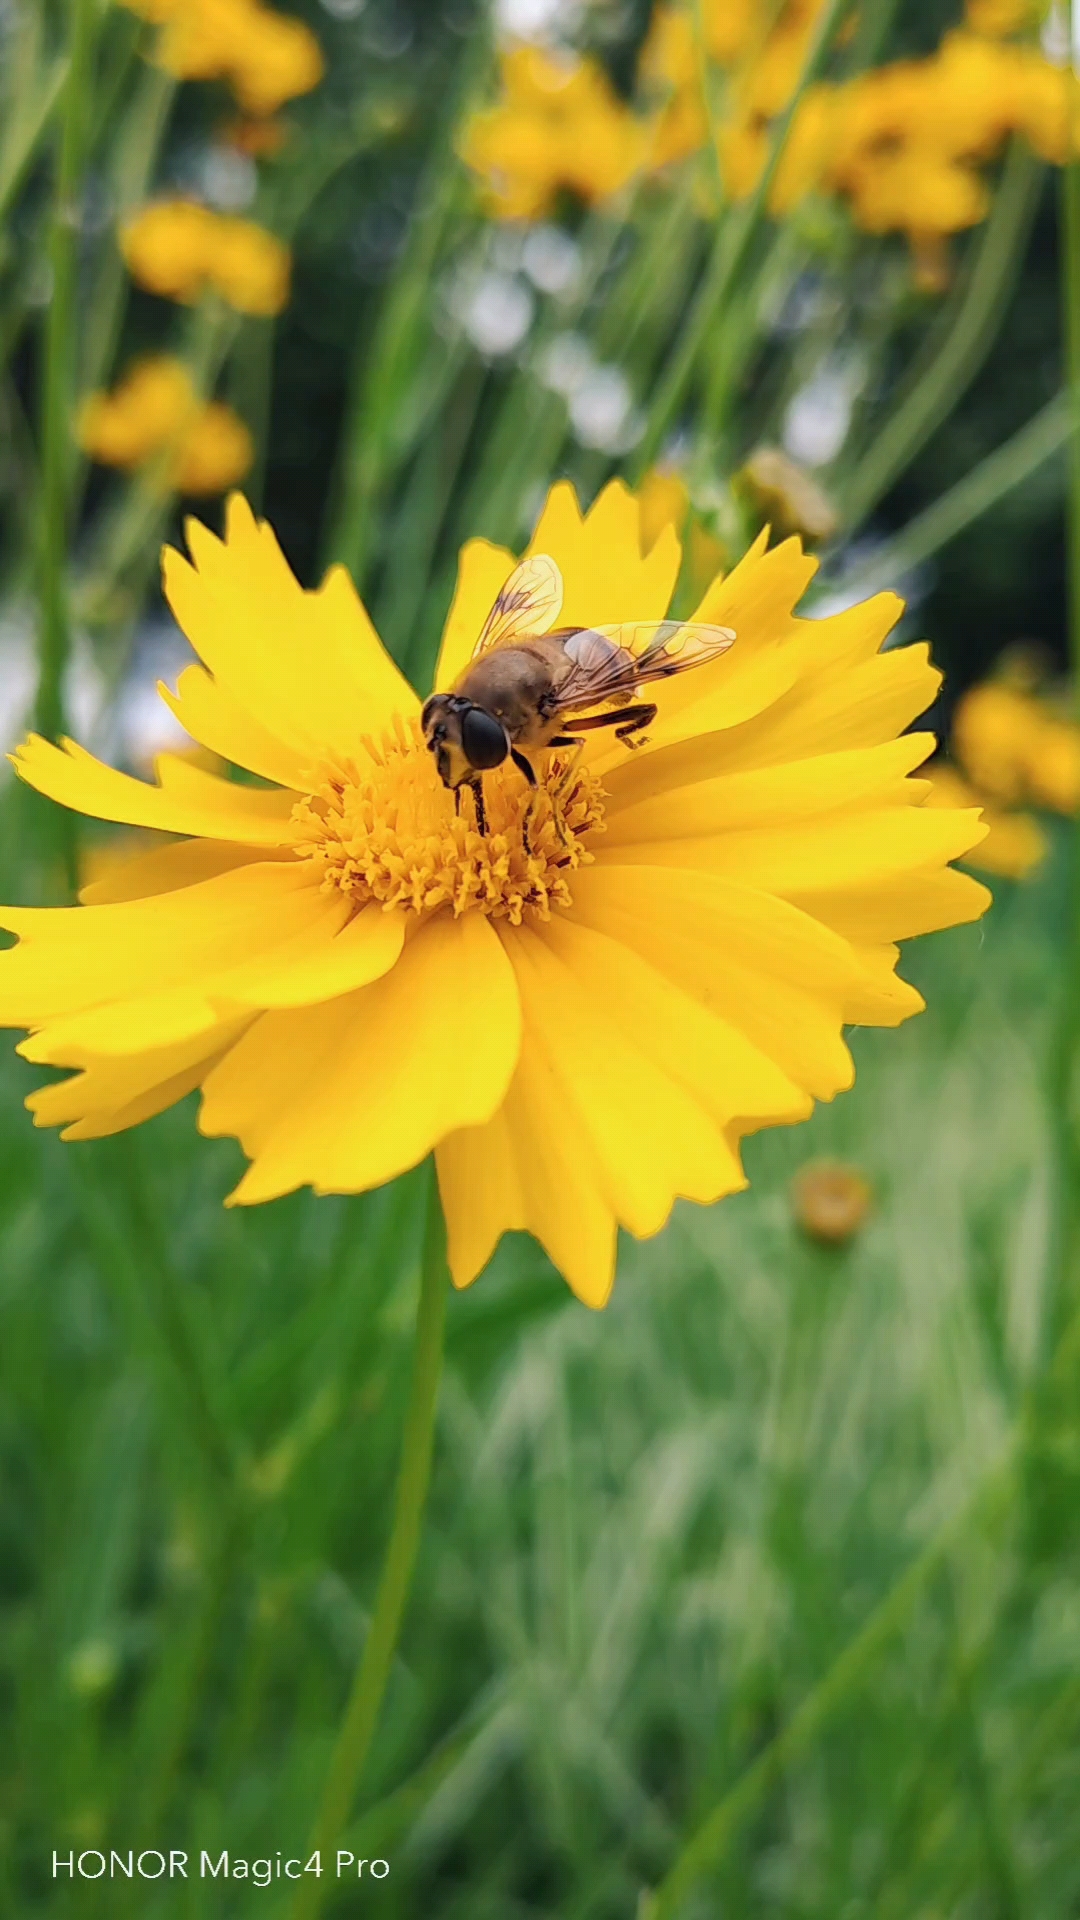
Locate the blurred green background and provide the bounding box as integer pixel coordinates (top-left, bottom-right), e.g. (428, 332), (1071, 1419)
(5, 0), (1080, 1912)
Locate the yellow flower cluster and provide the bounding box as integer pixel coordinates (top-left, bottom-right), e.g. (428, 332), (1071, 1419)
(460, 46), (648, 219)
(120, 202), (290, 315)
(77, 358), (253, 496)
(120, 0), (323, 116)
(773, 31), (1073, 279)
(953, 681), (1080, 814)
(924, 674), (1080, 881)
(644, 0), (835, 189)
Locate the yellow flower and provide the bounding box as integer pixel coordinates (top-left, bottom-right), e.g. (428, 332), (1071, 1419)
(120, 0), (323, 114)
(76, 357), (253, 496)
(1, 485), (988, 1306)
(173, 404), (254, 495)
(120, 202), (290, 315)
(951, 680), (1080, 813)
(461, 48), (648, 219)
(924, 762), (1046, 879)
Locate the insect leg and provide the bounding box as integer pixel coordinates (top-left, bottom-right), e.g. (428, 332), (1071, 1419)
(470, 779), (488, 836)
(614, 701), (656, 749)
(510, 748), (537, 787)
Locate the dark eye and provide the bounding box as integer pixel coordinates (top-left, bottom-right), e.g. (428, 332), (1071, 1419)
(461, 706), (508, 771)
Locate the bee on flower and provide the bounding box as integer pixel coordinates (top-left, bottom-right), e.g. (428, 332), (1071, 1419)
(0, 483), (988, 1305)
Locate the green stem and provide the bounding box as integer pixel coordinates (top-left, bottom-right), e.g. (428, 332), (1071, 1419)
(36, 0), (96, 893)
(633, 0), (849, 473)
(830, 391), (1072, 601)
(840, 141), (1043, 529)
(290, 1168), (449, 1920)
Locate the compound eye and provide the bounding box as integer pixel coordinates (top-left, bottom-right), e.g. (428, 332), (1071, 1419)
(460, 706), (508, 771)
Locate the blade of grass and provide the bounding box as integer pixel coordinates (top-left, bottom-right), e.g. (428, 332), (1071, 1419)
(839, 141), (1044, 529)
(830, 390), (1073, 600)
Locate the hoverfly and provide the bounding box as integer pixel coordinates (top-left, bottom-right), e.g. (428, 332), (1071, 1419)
(421, 553), (735, 837)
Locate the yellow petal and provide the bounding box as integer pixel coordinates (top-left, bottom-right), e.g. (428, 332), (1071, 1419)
(0, 861), (333, 1028)
(202, 911), (521, 1204)
(570, 864), (859, 1098)
(591, 549), (908, 772)
(707, 644), (942, 771)
(18, 900), (404, 1059)
(789, 867), (992, 943)
(438, 1051), (617, 1308)
(160, 664), (311, 790)
(539, 913), (810, 1130)
(80, 836), (276, 904)
(433, 536), (516, 691)
(163, 496), (416, 770)
(25, 1017), (251, 1140)
(604, 802), (988, 895)
(11, 736), (295, 843)
(528, 478), (682, 630)
(603, 735), (934, 845)
(498, 921), (744, 1240)
(842, 944), (926, 1027)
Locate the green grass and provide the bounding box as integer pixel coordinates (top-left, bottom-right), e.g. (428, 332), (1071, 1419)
(2, 804), (1078, 1919)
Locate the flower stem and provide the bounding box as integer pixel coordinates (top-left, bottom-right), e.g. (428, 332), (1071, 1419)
(36, 0), (95, 895)
(290, 1169), (449, 1919)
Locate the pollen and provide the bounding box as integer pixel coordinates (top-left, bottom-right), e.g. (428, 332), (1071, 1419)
(290, 715), (606, 925)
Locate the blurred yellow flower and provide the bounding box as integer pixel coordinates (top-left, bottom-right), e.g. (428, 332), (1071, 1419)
(791, 1158), (873, 1244)
(121, 0), (323, 115)
(77, 357), (254, 495)
(0, 486), (987, 1305)
(953, 680), (1080, 813)
(924, 761), (1046, 879)
(461, 47), (648, 218)
(738, 446), (838, 544)
(641, 4), (1073, 272)
(121, 202), (290, 315)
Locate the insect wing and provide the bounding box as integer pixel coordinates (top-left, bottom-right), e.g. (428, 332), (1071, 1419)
(554, 619), (736, 712)
(472, 553), (565, 658)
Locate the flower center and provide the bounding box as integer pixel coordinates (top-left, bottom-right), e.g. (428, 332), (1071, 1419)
(290, 714), (606, 924)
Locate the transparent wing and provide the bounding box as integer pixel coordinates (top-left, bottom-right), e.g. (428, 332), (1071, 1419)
(553, 620), (736, 715)
(472, 553), (564, 658)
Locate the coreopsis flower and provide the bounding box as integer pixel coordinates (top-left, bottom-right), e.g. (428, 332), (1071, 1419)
(461, 48), (648, 219)
(924, 762), (1046, 879)
(2, 485), (989, 1307)
(121, 202), (290, 316)
(953, 681), (1080, 815)
(77, 357), (253, 496)
(791, 1159), (873, 1244)
(120, 0), (323, 115)
(772, 32), (1073, 260)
